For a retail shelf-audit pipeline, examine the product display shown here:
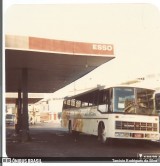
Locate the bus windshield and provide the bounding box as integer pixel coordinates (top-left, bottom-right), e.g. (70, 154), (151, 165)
(114, 87), (155, 115)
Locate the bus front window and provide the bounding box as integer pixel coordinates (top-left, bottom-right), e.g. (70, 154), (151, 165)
(114, 87), (155, 115)
(114, 87), (135, 113)
(136, 88), (155, 115)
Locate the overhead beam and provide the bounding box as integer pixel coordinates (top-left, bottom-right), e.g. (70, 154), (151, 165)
(6, 93), (45, 104)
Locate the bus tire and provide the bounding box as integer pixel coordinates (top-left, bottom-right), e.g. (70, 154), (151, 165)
(98, 122), (106, 144)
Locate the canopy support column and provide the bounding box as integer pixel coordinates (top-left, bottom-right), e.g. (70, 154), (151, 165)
(21, 68), (30, 142)
(15, 89), (22, 134)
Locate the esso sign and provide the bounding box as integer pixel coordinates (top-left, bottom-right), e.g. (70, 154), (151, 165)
(92, 44), (113, 51)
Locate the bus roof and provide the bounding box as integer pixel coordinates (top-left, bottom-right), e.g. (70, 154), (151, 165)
(64, 86), (104, 100)
(64, 84), (155, 100)
(106, 84), (155, 90)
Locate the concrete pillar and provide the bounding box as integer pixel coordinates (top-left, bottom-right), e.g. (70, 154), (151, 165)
(15, 89), (22, 134)
(21, 68), (30, 142)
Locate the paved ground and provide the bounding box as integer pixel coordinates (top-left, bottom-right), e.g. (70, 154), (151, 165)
(5, 122), (160, 162)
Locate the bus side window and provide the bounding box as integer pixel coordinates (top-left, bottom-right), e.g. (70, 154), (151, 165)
(66, 100), (71, 109)
(93, 91), (98, 106)
(88, 92), (97, 106)
(71, 99), (76, 108)
(98, 90), (110, 112)
(106, 90), (110, 112)
(82, 101), (88, 107)
(89, 102), (93, 106)
(76, 100), (81, 108)
(63, 100), (67, 109)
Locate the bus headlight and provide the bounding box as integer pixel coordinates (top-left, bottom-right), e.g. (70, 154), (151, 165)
(115, 132), (130, 138)
(145, 134), (159, 139)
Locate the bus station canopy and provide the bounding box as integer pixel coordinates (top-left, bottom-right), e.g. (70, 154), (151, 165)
(5, 35), (115, 95)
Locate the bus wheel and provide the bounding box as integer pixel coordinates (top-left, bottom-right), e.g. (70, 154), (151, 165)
(68, 121), (72, 134)
(98, 122), (106, 144)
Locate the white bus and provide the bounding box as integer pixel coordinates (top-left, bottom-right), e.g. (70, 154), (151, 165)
(61, 85), (159, 143)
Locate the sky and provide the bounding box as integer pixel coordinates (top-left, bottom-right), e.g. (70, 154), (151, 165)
(3, 1), (160, 98)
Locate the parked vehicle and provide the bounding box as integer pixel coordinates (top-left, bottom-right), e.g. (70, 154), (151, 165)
(6, 114), (16, 126)
(62, 85), (159, 143)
